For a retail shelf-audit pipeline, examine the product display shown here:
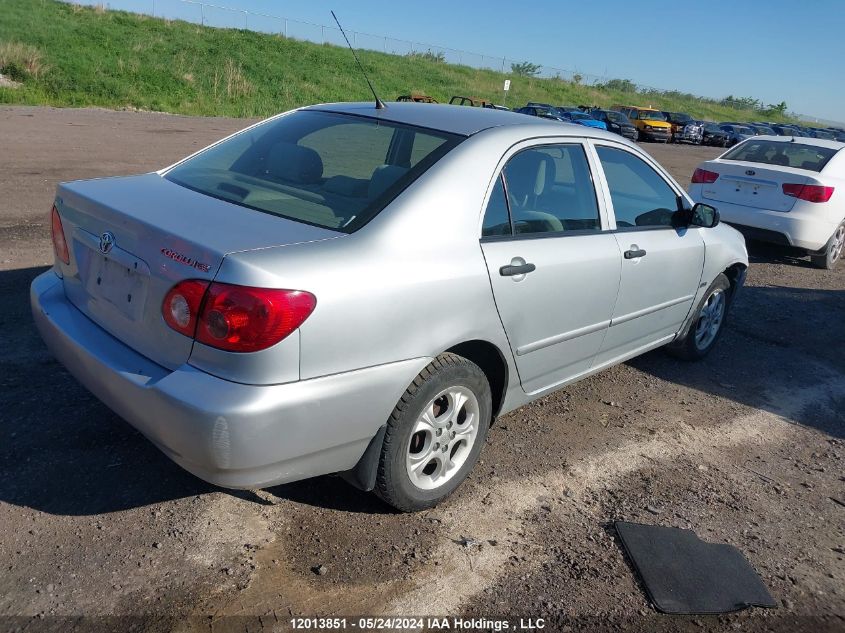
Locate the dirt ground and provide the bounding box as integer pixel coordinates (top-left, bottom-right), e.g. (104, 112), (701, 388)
(1, 106), (843, 633)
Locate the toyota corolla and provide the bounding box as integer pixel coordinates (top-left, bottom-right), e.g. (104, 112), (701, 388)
(32, 102), (748, 511)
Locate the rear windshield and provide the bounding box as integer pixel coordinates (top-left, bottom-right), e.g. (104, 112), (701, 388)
(722, 140), (838, 172)
(164, 110), (462, 233)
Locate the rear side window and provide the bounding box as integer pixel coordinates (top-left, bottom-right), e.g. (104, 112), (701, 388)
(481, 176), (511, 237)
(722, 140), (837, 172)
(164, 111), (461, 233)
(481, 144), (601, 237)
(596, 146), (679, 228)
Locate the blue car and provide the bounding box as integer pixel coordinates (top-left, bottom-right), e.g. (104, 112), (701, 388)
(559, 110), (608, 130)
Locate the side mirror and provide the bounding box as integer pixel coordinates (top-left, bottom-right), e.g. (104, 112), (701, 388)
(690, 202), (720, 228)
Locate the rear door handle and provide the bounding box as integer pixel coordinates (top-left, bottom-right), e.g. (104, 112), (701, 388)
(499, 263), (536, 276)
(624, 248), (647, 259)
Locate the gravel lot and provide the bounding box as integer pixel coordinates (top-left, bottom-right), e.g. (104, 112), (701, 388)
(1, 106), (843, 632)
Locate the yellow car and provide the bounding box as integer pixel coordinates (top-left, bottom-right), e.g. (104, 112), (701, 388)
(611, 105), (672, 142)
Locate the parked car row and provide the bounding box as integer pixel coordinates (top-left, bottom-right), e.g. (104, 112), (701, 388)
(403, 94), (844, 149)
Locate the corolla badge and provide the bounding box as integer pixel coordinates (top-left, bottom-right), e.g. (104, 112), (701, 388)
(99, 231), (115, 254)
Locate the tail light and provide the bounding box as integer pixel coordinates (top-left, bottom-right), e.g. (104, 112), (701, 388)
(162, 281), (316, 353)
(51, 205), (70, 265)
(162, 280), (210, 338)
(782, 184), (834, 203)
(691, 168), (720, 184)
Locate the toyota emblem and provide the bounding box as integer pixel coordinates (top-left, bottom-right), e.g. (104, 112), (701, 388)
(99, 231), (115, 254)
(745, 169), (756, 176)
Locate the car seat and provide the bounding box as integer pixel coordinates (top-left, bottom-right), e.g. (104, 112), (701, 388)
(505, 151), (563, 233)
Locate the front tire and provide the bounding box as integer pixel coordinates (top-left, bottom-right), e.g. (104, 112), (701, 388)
(810, 222), (844, 270)
(667, 274), (731, 361)
(375, 353), (492, 512)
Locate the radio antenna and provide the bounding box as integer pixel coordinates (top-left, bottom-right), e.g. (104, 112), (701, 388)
(331, 11), (386, 110)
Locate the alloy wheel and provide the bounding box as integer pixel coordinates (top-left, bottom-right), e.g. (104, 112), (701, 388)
(405, 386), (480, 490)
(829, 224), (845, 262)
(694, 289), (726, 350)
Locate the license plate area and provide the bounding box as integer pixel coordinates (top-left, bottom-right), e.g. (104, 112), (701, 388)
(725, 177), (775, 200)
(84, 250), (149, 321)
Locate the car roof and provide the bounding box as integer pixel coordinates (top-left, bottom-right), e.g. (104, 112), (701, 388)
(303, 101), (623, 139)
(740, 135), (845, 150)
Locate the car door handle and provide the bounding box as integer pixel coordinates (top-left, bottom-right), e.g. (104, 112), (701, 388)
(499, 263), (536, 276)
(624, 247), (647, 259)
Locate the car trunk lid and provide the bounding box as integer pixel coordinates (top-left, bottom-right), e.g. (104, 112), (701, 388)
(698, 160), (811, 212)
(55, 173), (342, 370)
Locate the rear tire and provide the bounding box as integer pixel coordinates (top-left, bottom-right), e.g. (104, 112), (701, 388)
(667, 274), (731, 361)
(375, 353), (492, 512)
(810, 222), (844, 270)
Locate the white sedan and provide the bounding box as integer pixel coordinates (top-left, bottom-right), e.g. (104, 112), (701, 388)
(689, 136), (845, 269)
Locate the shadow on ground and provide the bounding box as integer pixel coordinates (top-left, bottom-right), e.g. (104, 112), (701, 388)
(628, 281), (845, 439)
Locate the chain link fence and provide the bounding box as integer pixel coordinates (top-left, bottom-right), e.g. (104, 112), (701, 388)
(68, 0), (804, 117)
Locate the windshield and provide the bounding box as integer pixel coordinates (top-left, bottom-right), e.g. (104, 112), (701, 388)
(164, 111), (462, 233)
(753, 126), (775, 135)
(736, 127), (755, 135)
(671, 113), (693, 123)
(703, 123), (722, 133)
(638, 110), (666, 121)
(722, 140), (838, 172)
(569, 112), (591, 121)
(605, 111), (629, 124)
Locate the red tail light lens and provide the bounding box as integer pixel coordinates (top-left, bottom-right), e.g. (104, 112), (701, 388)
(691, 168), (720, 184)
(51, 205), (70, 265)
(162, 280), (210, 337)
(196, 283), (316, 352)
(162, 280), (316, 353)
(782, 183), (834, 203)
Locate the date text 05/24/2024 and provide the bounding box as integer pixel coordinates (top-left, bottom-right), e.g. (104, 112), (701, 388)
(289, 617), (546, 631)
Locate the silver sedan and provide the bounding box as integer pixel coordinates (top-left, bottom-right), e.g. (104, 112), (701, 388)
(31, 102), (748, 511)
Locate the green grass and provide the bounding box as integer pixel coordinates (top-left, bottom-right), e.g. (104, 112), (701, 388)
(0, 0), (803, 124)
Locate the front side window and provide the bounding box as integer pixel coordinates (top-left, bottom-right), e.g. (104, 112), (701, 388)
(481, 144), (601, 237)
(595, 146), (679, 228)
(164, 110), (461, 233)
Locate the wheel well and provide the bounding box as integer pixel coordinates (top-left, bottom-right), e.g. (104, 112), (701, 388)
(446, 340), (508, 419)
(723, 263), (747, 299)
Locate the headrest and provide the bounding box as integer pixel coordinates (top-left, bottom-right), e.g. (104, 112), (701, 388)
(368, 165), (408, 199)
(266, 143), (323, 184)
(505, 151), (554, 203)
(323, 175), (369, 198)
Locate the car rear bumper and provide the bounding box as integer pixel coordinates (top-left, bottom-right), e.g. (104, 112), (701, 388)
(699, 199), (836, 251)
(31, 271), (428, 489)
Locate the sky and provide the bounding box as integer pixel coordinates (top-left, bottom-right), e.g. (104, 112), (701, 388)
(91, 0), (844, 123)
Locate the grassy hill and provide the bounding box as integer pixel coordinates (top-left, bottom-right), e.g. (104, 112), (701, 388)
(0, 0), (802, 124)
